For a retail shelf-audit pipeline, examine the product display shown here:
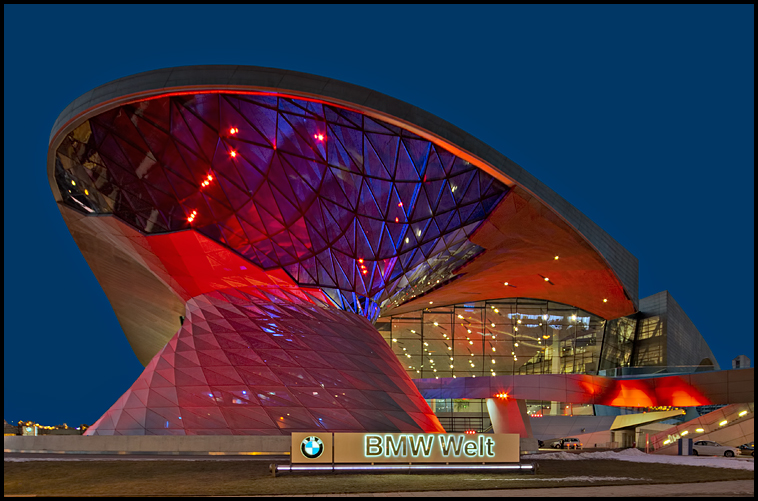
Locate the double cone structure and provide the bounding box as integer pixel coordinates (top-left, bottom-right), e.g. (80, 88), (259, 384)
(89, 286), (443, 435)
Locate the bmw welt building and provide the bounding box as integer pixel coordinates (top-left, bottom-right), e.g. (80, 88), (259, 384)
(49, 66), (735, 445)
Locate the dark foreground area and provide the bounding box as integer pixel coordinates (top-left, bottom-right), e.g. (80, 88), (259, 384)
(4, 457), (754, 496)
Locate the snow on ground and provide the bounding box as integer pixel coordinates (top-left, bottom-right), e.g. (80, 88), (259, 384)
(522, 448), (754, 470)
(465, 476), (650, 482)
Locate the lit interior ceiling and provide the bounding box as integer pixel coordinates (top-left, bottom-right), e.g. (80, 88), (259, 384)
(385, 188), (636, 319)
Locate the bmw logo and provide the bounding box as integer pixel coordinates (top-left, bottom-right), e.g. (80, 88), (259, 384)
(300, 436), (324, 459)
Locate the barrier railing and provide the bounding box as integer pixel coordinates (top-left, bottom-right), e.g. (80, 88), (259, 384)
(648, 402), (754, 451)
(598, 365), (717, 378)
(436, 416), (489, 433)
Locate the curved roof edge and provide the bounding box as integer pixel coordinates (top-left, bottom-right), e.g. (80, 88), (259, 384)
(48, 65), (639, 309)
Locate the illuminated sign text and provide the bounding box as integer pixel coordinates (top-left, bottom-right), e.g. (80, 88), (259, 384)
(364, 434), (495, 458)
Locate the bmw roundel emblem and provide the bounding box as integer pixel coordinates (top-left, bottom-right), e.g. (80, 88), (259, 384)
(300, 436), (324, 459)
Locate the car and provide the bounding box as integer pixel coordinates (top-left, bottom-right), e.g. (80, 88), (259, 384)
(692, 440), (740, 457)
(550, 437), (583, 449)
(737, 443), (754, 457)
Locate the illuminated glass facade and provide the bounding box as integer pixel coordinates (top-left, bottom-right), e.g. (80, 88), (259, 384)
(54, 93), (506, 320)
(378, 298), (610, 380)
(380, 294), (718, 432)
(379, 294), (717, 381)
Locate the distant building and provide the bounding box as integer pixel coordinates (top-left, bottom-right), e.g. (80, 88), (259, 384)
(19, 422), (37, 436)
(9, 422), (86, 436)
(732, 355), (751, 369)
(4, 420), (19, 436)
(40, 428), (81, 436)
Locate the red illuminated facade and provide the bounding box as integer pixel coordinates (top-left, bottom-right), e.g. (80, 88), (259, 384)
(415, 372), (718, 408)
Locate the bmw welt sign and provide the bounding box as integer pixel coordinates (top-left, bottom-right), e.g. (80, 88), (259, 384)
(291, 432), (519, 464)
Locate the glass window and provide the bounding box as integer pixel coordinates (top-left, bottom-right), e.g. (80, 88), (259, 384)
(383, 298), (610, 379)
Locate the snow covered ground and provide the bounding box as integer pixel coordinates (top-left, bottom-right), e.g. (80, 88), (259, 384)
(523, 448), (754, 470)
(465, 476), (650, 482)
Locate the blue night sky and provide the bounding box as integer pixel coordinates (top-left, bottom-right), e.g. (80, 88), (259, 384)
(4, 5), (754, 426)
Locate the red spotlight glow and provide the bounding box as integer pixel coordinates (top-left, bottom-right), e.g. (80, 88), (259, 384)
(314, 133), (325, 141)
(358, 258), (364, 263)
(229, 127), (238, 134)
(362, 270), (368, 274)
(230, 150), (237, 158)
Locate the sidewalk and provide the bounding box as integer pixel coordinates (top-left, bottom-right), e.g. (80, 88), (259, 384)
(266, 480), (754, 497)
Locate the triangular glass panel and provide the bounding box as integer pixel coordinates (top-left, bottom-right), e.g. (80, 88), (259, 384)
(234, 365), (284, 386)
(177, 97), (218, 162)
(402, 137), (430, 178)
(393, 140), (421, 181)
(363, 134), (393, 180)
(238, 98), (278, 145)
(436, 182), (457, 214)
(331, 167), (362, 211)
(219, 406), (277, 430)
(364, 116), (399, 134)
(393, 181), (416, 217)
(356, 215), (383, 256)
(365, 132), (399, 179)
(450, 169), (476, 204)
(318, 167), (350, 209)
(327, 127), (361, 173)
(324, 106), (362, 128)
(170, 101), (205, 162)
(366, 176), (392, 217)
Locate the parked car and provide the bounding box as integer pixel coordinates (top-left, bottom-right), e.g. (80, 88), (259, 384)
(737, 443), (754, 457)
(550, 437), (583, 449)
(692, 440), (739, 457)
